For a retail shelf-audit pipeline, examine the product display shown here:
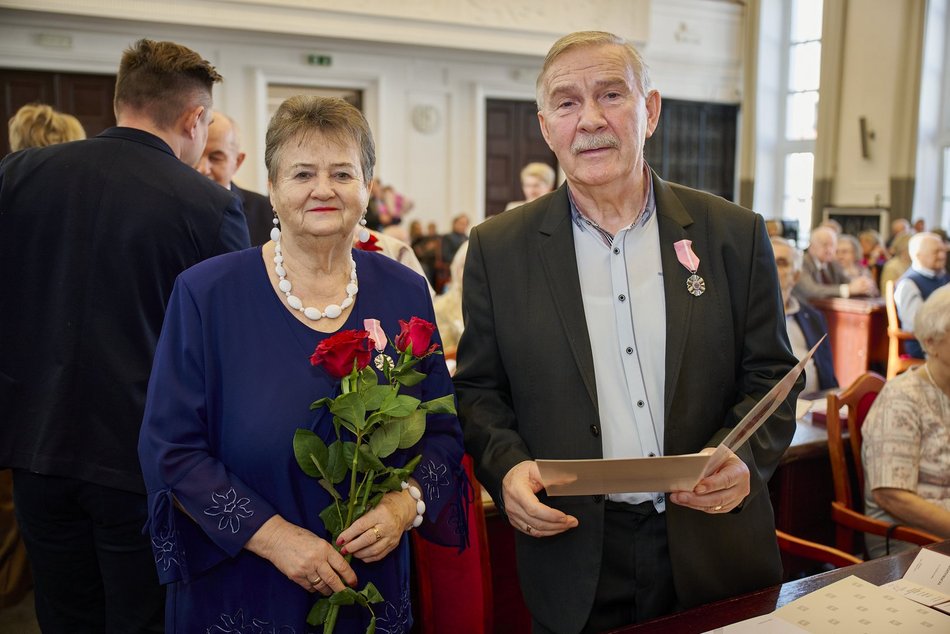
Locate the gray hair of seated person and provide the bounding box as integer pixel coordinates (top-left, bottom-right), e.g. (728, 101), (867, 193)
(770, 236), (803, 272)
(915, 285), (950, 356)
(264, 96), (375, 185)
(837, 234), (862, 260)
(536, 31), (653, 110)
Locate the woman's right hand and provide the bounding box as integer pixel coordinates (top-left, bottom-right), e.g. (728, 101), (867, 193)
(246, 515), (357, 595)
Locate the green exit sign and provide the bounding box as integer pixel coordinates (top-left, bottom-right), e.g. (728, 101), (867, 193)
(307, 54), (332, 66)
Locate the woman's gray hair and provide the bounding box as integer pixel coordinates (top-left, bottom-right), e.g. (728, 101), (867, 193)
(837, 234), (862, 259)
(264, 96), (375, 184)
(536, 31), (652, 110)
(915, 285), (950, 356)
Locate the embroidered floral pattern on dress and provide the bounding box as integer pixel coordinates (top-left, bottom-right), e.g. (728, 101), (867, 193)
(375, 587), (412, 634)
(151, 525), (179, 572)
(203, 488), (254, 533)
(206, 608), (296, 633)
(418, 460), (449, 500)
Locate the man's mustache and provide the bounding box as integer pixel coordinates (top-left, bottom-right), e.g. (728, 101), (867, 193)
(571, 134), (619, 154)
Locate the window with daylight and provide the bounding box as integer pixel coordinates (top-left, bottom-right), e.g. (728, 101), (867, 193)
(779, 0), (823, 234)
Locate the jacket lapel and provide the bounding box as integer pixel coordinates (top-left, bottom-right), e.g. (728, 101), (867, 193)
(653, 173), (697, 417)
(537, 187), (599, 412)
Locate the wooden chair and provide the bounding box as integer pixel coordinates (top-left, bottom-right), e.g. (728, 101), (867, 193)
(825, 372), (939, 557)
(776, 530), (861, 569)
(884, 280), (924, 379)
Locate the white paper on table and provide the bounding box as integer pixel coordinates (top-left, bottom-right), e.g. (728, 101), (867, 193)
(537, 337), (824, 496)
(702, 614), (807, 633)
(883, 549), (950, 609)
(773, 575), (950, 633)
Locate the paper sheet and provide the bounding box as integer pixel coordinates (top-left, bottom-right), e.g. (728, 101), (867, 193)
(883, 548), (950, 613)
(537, 337), (823, 496)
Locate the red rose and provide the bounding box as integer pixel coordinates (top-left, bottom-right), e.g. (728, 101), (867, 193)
(310, 330), (372, 379)
(394, 317), (438, 357)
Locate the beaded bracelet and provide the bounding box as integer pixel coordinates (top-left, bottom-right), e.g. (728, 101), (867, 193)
(401, 481), (425, 528)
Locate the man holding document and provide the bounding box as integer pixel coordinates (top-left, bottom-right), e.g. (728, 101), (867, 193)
(455, 30), (803, 633)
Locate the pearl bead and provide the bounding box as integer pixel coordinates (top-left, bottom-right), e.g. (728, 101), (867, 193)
(278, 280), (291, 293)
(346, 283), (358, 295)
(324, 304), (342, 319)
(412, 515), (423, 528)
(340, 297), (353, 309)
(304, 307), (322, 320)
(288, 295), (303, 310)
(270, 227), (281, 241)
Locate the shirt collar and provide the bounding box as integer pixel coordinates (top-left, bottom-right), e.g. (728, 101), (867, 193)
(911, 264), (943, 278)
(568, 163), (656, 246)
(784, 295), (801, 316)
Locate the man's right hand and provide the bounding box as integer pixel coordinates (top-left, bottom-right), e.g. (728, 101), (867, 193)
(848, 276), (876, 296)
(502, 460), (578, 538)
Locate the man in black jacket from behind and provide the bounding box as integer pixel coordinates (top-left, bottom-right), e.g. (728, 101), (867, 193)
(0, 39), (249, 632)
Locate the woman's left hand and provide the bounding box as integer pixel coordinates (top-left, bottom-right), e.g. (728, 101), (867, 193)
(668, 448), (750, 514)
(337, 487), (417, 563)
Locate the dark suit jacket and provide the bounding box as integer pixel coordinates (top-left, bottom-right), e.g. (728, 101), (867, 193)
(795, 254), (850, 299)
(791, 299), (838, 391)
(233, 183), (273, 246)
(0, 127), (249, 494)
(455, 175), (800, 633)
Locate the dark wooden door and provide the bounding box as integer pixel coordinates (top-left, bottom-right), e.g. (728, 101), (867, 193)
(484, 98), (557, 217)
(1, 69), (116, 155)
(644, 98), (738, 201)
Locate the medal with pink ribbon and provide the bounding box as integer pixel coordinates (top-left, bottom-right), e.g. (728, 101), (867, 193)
(673, 239), (705, 297)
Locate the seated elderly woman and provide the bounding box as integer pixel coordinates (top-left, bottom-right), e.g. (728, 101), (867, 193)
(862, 285), (950, 558)
(836, 233), (878, 294)
(138, 96), (466, 632)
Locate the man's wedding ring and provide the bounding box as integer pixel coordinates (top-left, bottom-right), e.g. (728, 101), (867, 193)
(372, 525), (381, 542)
(524, 523), (533, 534)
(309, 575), (322, 586)
(713, 505), (723, 512)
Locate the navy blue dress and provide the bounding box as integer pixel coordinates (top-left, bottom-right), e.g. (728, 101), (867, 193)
(139, 248), (467, 634)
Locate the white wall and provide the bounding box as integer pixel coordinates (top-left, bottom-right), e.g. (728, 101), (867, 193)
(0, 1), (744, 229)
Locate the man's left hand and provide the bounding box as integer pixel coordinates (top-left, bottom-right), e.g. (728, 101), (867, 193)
(668, 448), (750, 513)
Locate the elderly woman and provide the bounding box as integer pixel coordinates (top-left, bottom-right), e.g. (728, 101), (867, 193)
(505, 162), (556, 211)
(138, 96), (466, 632)
(8, 103), (85, 151)
(836, 233), (877, 294)
(862, 285), (950, 558)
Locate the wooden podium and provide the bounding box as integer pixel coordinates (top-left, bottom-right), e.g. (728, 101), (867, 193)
(810, 297), (887, 387)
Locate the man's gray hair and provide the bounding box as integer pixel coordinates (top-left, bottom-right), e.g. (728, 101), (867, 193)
(536, 31), (652, 111)
(915, 285), (950, 356)
(908, 232), (941, 266)
(770, 236), (803, 272)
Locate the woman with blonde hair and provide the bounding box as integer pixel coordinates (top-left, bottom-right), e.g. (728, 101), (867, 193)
(8, 103), (85, 151)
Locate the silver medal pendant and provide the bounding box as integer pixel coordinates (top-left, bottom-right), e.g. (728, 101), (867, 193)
(686, 273), (705, 297)
(374, 353), (394, 372)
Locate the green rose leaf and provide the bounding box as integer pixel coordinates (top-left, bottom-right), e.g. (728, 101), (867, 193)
(421, 394), (457, 415)
(380, 394), (421, 418)
(293, 429), (329, 478)
(326, 440), (348, 483)
(366, 616), (376, 634)
(358, 444), (386, 472)
(319, 503), (343, 538)
(309, 396), (334, 412)
(317, 478), (341, 500)
(306, 597), (332, 626)
(361, 385), (392, 412)
(358, 365), (377, 390)
(361, 582), (384, 604)
(368, 420), (400, 458)
(394, 368), (426, 387)
(329, 391), (366, 430)
(397, 410), (426, 449)
(329, 587), (360, 606)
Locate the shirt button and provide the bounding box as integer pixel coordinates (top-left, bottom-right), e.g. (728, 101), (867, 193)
(637, 400), (644, 408)
(648, 452), (656, 457)
(590, 424), (600, 437)
(625, 347), (633, 354)
(656, 495), (664, 504)
(618, 294), (626, 302)
(612, 247), (620, 255)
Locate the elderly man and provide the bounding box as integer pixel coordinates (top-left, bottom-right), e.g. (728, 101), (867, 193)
(0, 40), (248, 631)
(895, 232), (949, 358)
(196, 111), (273, 245)
(796, 226), (877, 299)
(771, 237), (838, 393)
(455, 31), (801, 633)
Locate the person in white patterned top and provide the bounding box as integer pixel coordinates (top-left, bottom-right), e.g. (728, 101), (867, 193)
(862, 285), (950, 558)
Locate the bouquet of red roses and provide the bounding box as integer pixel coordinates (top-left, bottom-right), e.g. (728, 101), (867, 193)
(293, 316), (454, 633)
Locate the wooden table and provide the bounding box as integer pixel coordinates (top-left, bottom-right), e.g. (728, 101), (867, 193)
(613, 540), (950, 633)
(810, 297), (887, 387)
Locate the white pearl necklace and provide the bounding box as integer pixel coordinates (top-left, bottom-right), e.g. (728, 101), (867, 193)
(270, 220), (358, 321)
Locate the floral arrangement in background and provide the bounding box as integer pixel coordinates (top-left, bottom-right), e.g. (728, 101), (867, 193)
(293, 317), (453, 633)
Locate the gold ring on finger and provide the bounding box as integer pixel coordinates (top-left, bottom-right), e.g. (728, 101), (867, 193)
(713, 505), (723, 512)
(372, 525), (381, 542)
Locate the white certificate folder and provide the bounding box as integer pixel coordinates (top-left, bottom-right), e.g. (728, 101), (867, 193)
(537, 338), (821, 496)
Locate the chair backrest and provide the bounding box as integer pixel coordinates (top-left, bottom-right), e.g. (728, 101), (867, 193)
(826, 372), (885, 513)
(775, 529), (862, 570)
(884, 280), (924, 379)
